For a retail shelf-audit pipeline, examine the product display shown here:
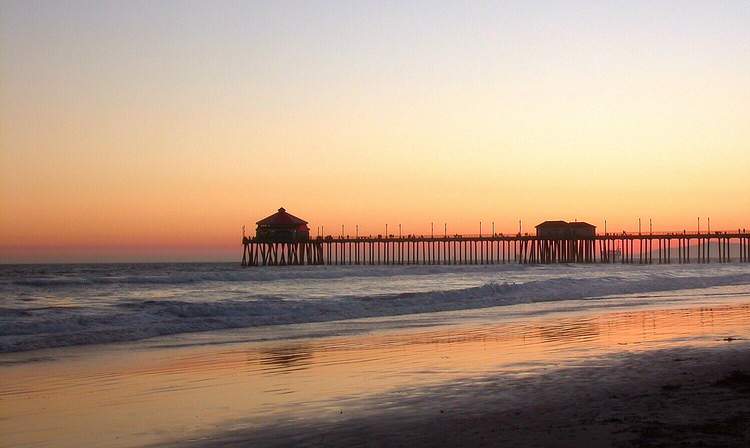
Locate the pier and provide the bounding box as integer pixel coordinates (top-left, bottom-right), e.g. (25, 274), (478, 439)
(241, 209), (749, 267)
(242, 231), (750, 267)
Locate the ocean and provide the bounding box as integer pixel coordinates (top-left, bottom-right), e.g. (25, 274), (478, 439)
(2, 262), (750, 354)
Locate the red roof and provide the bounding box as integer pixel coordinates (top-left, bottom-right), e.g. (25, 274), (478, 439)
(256, 207), (308, 226)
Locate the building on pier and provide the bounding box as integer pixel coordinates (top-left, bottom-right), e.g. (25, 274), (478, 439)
(256, 207), (310, 242)
(535, 221), (596, 238)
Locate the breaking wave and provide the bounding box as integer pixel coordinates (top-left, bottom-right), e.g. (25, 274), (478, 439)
(2, 269), (750, 353)
(3, 264), (526, 286)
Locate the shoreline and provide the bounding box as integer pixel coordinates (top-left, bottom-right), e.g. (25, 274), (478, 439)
(4, 263), (750, 355)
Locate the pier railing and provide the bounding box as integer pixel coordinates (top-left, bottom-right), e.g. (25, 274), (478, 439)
(244, 229), (748, 242)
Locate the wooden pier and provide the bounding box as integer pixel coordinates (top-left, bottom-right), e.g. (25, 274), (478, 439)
(241, 231), (750, 267)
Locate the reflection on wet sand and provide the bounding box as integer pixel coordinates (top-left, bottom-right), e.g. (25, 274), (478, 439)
(538, 318), (600, 344)
(2, 300), (750, 447)
(255, 345), (314, 374)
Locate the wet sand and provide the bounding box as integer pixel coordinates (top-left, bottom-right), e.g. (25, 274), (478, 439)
(2, 290), (750, 447)
(207, 344), (750, 447)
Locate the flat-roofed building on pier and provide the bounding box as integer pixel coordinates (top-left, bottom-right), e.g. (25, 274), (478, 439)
(535, 221), (596, 238)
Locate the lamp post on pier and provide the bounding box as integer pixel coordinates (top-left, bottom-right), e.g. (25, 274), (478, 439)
(479, 222), (482, 237)
(431, 223), (434, 238)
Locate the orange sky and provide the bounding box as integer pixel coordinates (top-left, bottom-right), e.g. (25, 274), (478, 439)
(2, 2), (749, 263)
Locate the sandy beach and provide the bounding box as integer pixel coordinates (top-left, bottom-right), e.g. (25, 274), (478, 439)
(2, 287), (750, 447)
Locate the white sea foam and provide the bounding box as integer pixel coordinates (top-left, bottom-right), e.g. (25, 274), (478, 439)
(2, 263), (750, 353)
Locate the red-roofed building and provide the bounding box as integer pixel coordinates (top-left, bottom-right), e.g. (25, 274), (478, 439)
(256, 208), (310, 242)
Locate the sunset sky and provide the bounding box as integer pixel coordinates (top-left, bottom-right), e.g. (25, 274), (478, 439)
(2, 1), (749, 263)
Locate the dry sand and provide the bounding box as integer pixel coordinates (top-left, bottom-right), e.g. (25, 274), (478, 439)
(185, 342), (750, 447)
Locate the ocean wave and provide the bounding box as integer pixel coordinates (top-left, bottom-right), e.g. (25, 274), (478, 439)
(2, 271), (750, 353)
(3, 264), (529, 287)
